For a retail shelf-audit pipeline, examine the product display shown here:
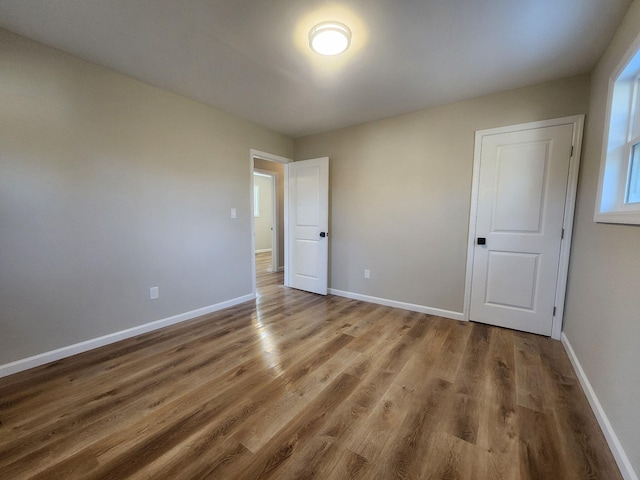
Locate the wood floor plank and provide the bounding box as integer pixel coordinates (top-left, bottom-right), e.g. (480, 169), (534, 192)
(323, 447), (371, 480)
(278, 321), (427, 478)
(236, 372), (361, 479)
(425, 317), (471, 384)
(421, 431), (479, 480)
(513, 334), (545, 413)
(475, 326), (520, 479)
(446, 323), (492, 445)
(517, 405), (567, 480)
(372, 375), (453, 479)
(238, 346), (362, 453)
(0, 252), (624, 479)
(345, 380), (415, 463)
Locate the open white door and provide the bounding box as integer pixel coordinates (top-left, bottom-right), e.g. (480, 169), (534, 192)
(469, 122), (575, 336)
(286, 157), (329, 295)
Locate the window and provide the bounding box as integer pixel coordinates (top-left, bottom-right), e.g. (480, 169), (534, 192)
(595, 35), (640, 224)
(628, 142), (640, 203)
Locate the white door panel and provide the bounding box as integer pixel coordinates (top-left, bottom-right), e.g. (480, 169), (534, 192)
(287, 157), (329, 295)
(485, 251), (539, 310)
(492, 142), (548, 232)
(470, 124), (573, 335)
(295, 167), (321, 224)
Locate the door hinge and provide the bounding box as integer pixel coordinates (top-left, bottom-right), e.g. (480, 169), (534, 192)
(561, 228), (565, 240)
(570, 145), (574, 157)
(553, 306), (557, 316)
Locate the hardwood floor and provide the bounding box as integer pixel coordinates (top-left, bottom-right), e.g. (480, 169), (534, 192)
(0, 252), (622, 479)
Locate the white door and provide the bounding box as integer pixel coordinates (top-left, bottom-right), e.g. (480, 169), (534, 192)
(469, 124), (574, 336)
(286, 157), (329, 295)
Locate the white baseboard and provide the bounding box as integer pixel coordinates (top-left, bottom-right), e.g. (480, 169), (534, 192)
(255, 248), (272, 253)
(328, 288), (465, 321)
(562, 333), (638, 480)
(0, 293), (256, 380)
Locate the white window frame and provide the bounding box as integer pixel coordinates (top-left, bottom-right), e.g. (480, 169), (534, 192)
(595, 31), (640, 224)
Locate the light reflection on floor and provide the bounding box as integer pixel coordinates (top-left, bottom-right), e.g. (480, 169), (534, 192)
(254, 251), (285, 375)
(252, 313), (284, 376)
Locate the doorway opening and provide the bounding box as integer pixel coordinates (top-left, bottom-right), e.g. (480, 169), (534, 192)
(250, 150), (291, 296)
(253, 170), (277, 269)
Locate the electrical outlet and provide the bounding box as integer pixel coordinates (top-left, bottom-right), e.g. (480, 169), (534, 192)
(150, 286), (159, 300)
(364, 269), (370, 279)
(231, 208), (237, 219)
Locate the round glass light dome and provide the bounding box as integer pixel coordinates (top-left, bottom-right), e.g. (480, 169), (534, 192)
(309, 22), (351, 56)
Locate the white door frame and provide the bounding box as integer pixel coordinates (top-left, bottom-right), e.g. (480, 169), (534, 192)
(249, 149), (292, 296)
(463, 115), (585, 340)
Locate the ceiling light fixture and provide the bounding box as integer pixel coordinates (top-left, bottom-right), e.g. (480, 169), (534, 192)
(309, 21), (351, 56)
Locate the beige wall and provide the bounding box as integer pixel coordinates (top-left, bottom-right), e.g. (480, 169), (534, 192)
(253, 173), (274, 251)
(563, 1), (640, 474)
(0, 29), (292, 365)
(254, 159), (285, 269)
(294, 75), (590, 313)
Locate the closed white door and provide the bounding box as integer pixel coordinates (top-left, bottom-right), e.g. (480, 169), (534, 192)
(470, 124), (573, 336)
(286, 157), (329, 295)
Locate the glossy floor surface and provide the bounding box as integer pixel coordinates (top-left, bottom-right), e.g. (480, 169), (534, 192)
(0, 253), (622, 479)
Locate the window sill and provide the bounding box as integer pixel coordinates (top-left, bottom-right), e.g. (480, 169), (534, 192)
(594, 209), (640, 225)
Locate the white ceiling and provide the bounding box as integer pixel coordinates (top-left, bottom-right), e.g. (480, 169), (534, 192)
(0, 1), (632, 137)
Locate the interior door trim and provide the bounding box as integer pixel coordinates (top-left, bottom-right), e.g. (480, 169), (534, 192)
(249, 149), (292, 297)
(463, 115), (585, 340)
